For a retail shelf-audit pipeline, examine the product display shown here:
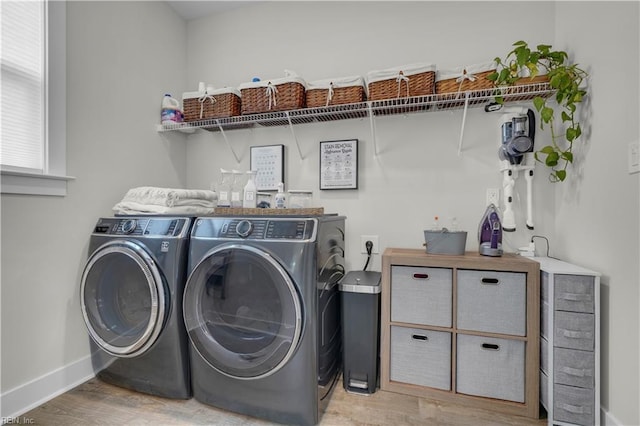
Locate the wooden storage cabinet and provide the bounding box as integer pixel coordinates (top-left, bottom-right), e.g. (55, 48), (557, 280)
(537, 257), (600, 426)
(381, 248), (540, 419)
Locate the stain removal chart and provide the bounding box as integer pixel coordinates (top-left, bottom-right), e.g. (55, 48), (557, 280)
(320, 139), (358, 190)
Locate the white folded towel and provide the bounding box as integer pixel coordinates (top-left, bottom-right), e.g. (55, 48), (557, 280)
(112, 201), (214, 216)
(121, 186), (217, 207)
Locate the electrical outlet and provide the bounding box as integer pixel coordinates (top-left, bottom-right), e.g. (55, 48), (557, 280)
(360, 235), (380, 254)
(486, 188), (499, 206)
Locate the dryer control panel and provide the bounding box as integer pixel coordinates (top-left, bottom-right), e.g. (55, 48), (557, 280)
(194, 217), (317, 241)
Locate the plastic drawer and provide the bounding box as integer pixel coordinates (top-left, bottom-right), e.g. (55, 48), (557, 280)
(457, 269), (526, 336)
(456, 334), (525, 402)
(555, 274), (595, 314)
(390, 326), (451, 390)
(391, 266), (452, 327)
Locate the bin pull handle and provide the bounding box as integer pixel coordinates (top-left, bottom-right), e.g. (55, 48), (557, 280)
(481, 343), (500, 350)
(412, 334), (428, 341)
(413, 273), (429, 280)
(481, 278), (500, 285)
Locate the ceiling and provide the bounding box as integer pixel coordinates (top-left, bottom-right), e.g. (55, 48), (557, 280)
(166, 1), (259, 21)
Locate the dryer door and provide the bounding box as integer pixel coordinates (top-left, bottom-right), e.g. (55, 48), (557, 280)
(80, 240), (166, 358)
(183, 244), (303, 380)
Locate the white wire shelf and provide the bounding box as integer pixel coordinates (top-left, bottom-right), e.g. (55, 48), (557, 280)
(156, 82), (554, 134)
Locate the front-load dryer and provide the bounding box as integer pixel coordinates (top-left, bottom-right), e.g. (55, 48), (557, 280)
(183, 215), (345, 425)
(80, 216), (193, 399)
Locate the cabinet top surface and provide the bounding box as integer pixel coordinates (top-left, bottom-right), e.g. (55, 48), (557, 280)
(533, 256), (600, 276)
(383, 248), (540, 272)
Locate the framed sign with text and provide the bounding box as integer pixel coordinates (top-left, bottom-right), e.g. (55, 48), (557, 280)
(319, 139), (358, 190)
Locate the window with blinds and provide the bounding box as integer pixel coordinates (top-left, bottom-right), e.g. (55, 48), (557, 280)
(1, 1), (46, 173)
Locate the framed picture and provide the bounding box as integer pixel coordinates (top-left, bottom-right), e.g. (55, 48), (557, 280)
(319, 139), (358, 190)
(250, 144), (285, 191)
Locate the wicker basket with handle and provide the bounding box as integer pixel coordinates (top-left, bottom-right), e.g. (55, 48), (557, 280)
(367, 63), (436, 101)
(435, 62), (497, 108)
(436, 62), (497, 95)
(183, 88), (242, 122)
(239, 76), (306, 114)
(306, 75), (366, 108)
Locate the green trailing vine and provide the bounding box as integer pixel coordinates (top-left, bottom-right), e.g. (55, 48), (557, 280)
(487, 41), (588, 182)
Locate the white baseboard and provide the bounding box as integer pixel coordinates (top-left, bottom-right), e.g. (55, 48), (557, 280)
(602, 407), (623, 426)
(1, 355), (97, 421)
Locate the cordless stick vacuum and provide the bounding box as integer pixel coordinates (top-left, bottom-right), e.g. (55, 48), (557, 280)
(498, 107), (536, 232)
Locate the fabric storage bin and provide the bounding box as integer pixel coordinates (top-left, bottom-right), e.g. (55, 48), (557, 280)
(239, 75), (306, 114)
(391, 266), (452, 327)
(554, 347), (595, 389)
(553, 383), (595, 425)
(306, 75), (366, 108)
(390, 326), (451, 390)
(554, 274), (595, 313)
(183, 88), (241, 122)
(456, 334), (525, 403)
(554, 311), (595, 351)
(456, 269), (526, 336)
(367, 63), (436, 101)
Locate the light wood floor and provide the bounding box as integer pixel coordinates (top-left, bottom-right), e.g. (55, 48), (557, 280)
(22, 377), (548, 425)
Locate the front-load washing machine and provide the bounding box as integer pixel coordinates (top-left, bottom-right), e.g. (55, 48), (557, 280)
(80, 216), (193, 399)
(183, 215), (345, 425)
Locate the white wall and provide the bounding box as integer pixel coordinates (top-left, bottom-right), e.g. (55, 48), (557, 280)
(0, 0), (188, 417)
(185, 2), (639, 425)
(553, 2), (640, 424)
(185, 1), (558, 273)
(1, 1), (638, 425)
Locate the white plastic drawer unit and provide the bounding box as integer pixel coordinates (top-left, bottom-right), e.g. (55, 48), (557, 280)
(456, 334), (525, 403)
(390, 266), (452, 327)
(390, 325), (451, 390)
(456, 269), (526, 336)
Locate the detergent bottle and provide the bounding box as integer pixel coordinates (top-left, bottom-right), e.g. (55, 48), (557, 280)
(243, 170), (257, 208)
(274, 182), (286, 209)
(161, 94), (183, 125)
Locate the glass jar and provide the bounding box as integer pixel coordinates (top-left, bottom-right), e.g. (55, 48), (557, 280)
(216, 169), (232, 207)
(257, 192), (272, 208)
(287, 190), (312, 209)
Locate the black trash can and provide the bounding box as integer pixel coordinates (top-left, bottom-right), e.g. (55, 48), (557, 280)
(339, 270), (381, 395)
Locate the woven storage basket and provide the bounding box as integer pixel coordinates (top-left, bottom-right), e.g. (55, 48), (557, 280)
(436, 62), (497, 95)
(239, 76), (306, 114)
(183, 88), (241, 122)
(306, 76), (366, 108)
(503, 74), (552, 102)
(367, 63), (436, 101)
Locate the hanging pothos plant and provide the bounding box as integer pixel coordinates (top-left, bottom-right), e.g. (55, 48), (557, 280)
(487, 41), (588, 182)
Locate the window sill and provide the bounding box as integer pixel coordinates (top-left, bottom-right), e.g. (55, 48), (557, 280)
(1, 170), (75, 196)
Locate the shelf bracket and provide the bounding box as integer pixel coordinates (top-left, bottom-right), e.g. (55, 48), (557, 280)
(457, 92), (470, 156)
(216, 120), (240, 163)
(367, 102), (379, 156)
(285, 112), (304, 160)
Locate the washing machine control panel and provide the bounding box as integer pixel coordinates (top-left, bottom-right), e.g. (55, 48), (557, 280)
(93, 218), (188, 237)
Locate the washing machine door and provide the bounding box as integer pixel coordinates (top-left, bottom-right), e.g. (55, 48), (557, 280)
(183, 244), (303, 380)
(80, 239), (166, 358)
